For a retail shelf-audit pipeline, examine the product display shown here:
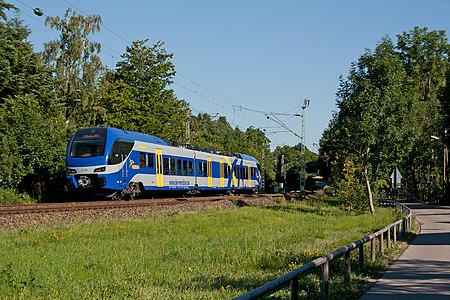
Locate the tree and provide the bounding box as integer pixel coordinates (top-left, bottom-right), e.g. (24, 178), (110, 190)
(332, 37), (410, 213)
(273, 144), (318, 192)
(0, 0), (15, 22)
(99, 39), (189, 141)
(44, 7), (104, 128)
(439, 69), (450, 203)
(324, 27), (450, 211)
(0, 17), (66, 199)
(396, 27), (450, 199)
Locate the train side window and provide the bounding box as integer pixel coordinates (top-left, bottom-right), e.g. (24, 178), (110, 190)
(163, 158), (169, 175)
(177, 159), (182, 175)
(203, 162), (208, 177)
(108, 139), (134, 165)
(198, 161), (203, 175)
(188, 161), (193, 175)
(170, 158), (176, 175)
(140, 152), (146, 168)
(183, 160), (188, 176)
(148, 153), (154, 168)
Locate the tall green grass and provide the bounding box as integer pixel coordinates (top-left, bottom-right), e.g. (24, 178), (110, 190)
(0, 200), (398, 299)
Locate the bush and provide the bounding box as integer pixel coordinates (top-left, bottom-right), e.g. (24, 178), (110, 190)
(0, 188), (35, 205)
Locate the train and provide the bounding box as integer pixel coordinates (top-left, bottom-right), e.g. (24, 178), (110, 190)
(66, 127), (262, 199)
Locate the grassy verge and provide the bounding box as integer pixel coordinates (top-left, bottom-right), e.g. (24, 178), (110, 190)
(0, 198), (401, 299)
(0, 188), (35, 205)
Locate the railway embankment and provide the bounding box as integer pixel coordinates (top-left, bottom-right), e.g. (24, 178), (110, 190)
(0, 197), (400, 299)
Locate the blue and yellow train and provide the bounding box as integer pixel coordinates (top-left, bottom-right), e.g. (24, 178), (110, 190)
(66, 127), (262, 199)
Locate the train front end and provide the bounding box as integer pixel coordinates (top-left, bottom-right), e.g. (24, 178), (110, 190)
(66, 127), (112, 196)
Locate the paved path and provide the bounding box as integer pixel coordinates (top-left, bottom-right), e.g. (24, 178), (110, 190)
(360, 203), (450, 299)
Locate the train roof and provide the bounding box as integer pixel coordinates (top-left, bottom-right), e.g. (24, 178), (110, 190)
(107, 127), (168, 146)
(239, 153), (260, 163)
(94, 127), (259, 163)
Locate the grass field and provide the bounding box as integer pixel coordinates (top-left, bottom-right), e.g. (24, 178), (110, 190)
(0, 199), (399, 299)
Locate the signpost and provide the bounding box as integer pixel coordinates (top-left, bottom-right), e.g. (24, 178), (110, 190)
(390, 167), (403, 190)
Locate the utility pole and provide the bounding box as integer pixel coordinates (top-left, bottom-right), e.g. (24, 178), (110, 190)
(299, 99), (310, 194)
(265, 100), (310, 194)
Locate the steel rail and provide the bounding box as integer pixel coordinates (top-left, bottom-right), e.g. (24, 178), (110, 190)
(0, 194), (283, 215)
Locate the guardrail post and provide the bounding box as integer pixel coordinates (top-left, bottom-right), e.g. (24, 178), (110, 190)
(321, 260), (329, 297)
(403, 219), (406, 235)
(387, 226), (391, 248)
(380, 231), (384, 254)
(291, 276), (299, 300)
(371, 238), (376, 262)
(393, 223), (397, 243)
(344, 251), (351, 284)
(359, 244), (364, 270)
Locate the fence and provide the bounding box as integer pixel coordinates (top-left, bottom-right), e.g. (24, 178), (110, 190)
(234, 204), (412, 300)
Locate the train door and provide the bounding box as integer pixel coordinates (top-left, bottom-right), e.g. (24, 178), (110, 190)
(193, 153), (198, 188)
(207, 157), (212, 188)
(247, 163), (252, 188)
(220, 159), (224, 188)
(155, 149), (163, 187)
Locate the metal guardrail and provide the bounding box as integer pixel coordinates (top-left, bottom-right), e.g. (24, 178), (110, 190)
(235, 204), (413, 300)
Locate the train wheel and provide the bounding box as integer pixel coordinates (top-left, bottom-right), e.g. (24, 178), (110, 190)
(128, 182), (142, 200)
(111, 191), (123, 201)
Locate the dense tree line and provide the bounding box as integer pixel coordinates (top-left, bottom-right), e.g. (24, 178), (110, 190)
(1, 5), (288, 202)
(273, 144), (318, 191)
(320, 27), (450, 212)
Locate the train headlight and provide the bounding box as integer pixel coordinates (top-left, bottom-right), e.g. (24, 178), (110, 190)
(94, 166), (106, 173)
(67, 168), (77, 174)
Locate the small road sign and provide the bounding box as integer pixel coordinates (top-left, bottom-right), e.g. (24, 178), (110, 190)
(390, 167), (403, 189)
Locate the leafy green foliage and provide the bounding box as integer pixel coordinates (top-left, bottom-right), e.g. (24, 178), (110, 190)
(273, 144), (318, 191)
(0, 95), (66, 193)
(44, 7), (104, 128)
(323, 27), (450, 209)
(0, 17), (66, 199)
(0, 1), (15, 22)
(99, 39), (189, 142)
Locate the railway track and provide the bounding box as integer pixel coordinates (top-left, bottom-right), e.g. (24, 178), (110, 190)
(0, 194), (284, 216)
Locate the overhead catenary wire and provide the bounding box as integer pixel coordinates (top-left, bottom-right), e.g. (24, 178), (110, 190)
(54, 0), (305, 142)
(16, 0), (302, 147)
(14, 0), (121, 63)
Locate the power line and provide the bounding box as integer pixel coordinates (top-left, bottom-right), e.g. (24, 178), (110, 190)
(63, 0), (131, 45)
(17, 0), (301, 147)
(59, 0), (303, 135)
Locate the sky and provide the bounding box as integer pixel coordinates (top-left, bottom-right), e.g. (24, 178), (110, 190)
(9, 0), (450, 152)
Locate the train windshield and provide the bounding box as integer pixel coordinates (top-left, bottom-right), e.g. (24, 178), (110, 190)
(70, 128), (107, 158)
